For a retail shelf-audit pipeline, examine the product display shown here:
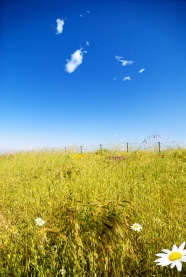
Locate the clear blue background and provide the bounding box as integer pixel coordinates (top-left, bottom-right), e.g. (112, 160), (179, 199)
(1, 0), (186, 152)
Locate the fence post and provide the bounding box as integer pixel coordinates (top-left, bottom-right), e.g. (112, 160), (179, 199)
(158, 142), (160, 153)
(127, 143), (129, 152)
(80, 146), (83, 154)
(65, 147), (66, 153)
(100, 144), (102, 154)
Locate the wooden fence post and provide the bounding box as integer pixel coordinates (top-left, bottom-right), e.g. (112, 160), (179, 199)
(80, 146), (83, 154)
(158, 142), (160, 153)
(100, 144), (102, 154)
(127, 143), (129, 152)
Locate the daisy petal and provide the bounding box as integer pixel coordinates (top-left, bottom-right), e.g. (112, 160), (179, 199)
(159, 261), (172, 266)
(155, 253), (169, 258)
(155, 258), (169, 263)
(162, 249), (171, 254)
(178, 242), (186, 252)
(154, 258), (164, 263)
(172, 244), (178, 252)
(175, 260), (182, 272)
(180, 256), (186, 262)
(170, 261), (176, 269)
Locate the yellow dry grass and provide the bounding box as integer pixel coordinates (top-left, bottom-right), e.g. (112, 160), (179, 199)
(0, 148), (186, 276)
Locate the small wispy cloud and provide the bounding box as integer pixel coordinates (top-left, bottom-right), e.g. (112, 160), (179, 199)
(87, 10), (90, 13)
(115, 55), (133, 66)
(113, 77), (117, 81)
(56, 19), (64, 35)
(122, 60), (133, 66)
(115, 55), (122, 61)
(65, 49), (86, 73)
(123, 76), (131, 81)
(80, 14), (83, 17)
(139, 68), (145, 73)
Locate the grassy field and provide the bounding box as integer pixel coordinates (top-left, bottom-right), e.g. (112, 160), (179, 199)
(0, 148), (186, 276)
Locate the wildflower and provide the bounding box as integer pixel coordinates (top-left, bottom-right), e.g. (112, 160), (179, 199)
(154, 242), (186, 271)
(60, 268), (66, 274)
(131, 223), (142, 232)
(35, 217), (45, 226)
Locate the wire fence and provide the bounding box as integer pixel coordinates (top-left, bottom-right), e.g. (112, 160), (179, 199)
(1, 135), (185, 155)
(52, 140), (186, 154)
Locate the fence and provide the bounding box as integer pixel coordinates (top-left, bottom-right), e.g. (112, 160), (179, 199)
(52, 140), (186, 154)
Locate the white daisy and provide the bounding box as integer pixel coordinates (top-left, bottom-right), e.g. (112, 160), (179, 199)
(131, 223), (142, 232)
(60, 268), (66, 274)
(35, 217), (45, 226)
(154, 242), (186, 271)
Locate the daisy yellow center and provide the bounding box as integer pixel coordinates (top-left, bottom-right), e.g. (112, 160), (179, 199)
(134, 225), (139, 228)
(169, 252), (182, 261)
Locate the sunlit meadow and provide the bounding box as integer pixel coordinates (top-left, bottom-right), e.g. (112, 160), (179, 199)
(1, 148), (186, 276)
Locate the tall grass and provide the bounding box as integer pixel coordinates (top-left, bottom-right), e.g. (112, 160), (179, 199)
(0, 149), (186, 276)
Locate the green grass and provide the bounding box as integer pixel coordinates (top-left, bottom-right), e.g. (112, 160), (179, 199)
(1, 149), (186, 276)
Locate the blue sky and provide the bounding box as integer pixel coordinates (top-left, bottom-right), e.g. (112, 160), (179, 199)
(1, 0), (186, 152)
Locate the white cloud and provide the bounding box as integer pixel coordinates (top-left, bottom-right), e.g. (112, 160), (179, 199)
(87, 10), (90, 13)
(56, 19), (64, 35)
(139, 68), (145, 73)
(86, 41), (90, 46)
(115, 55), (133, 66)
(122, 60), (133, 66)
(80, 14), (83, 17)
(65, 49), (86, 73)
(123, 76), (131, 81)
(115, 55), (122, 61)
(113, 77), (117, 81)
